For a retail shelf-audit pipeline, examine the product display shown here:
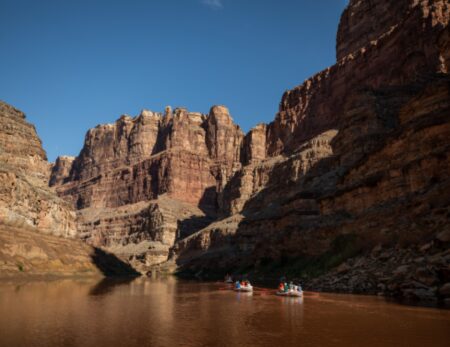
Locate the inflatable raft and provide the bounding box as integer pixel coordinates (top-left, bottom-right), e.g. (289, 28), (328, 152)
(276, 290), (303, 297)
(234, 285), (253, 292)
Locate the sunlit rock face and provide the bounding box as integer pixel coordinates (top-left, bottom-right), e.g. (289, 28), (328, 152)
(49, 156), (75, 187)
(0, 223), (102, 277)
(265, 0), (449, 157)
(53, 106), (244, 210)
(0, 101), (108, 277)
(50, 105), (244, 270)
(0, 101), (77, 238)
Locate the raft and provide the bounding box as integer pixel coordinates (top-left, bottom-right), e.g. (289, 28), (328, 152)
(234, 285), (253, 292)
(276, 290), (303, 297)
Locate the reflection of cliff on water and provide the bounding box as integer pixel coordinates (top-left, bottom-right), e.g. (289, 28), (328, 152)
(88, 277), (137, 296)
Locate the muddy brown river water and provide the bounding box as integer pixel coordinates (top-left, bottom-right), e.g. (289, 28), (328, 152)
(0, 277), (449, 347)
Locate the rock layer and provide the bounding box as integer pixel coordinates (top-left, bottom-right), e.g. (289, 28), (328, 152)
(0, 101), (76, 237)
(47, 0), (449, 302)
(53, 106), (244, 210)
(266, 0), (449, 156)
(0, 222), (101, 277)
(51, 106), (244, 269)
(0, 101), (137, 277)
(169, 0), (450, 304)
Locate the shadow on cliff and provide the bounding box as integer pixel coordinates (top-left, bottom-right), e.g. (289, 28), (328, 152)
(198, 186), (218, 215)
(91, 247), (141, 277)
(177, 214), (216, 240)
(179, 80), (441, 278)
(197, 77), (449, 278)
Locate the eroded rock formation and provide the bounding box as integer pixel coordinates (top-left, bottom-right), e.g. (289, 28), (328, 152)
(0, 101), (76, 237)
(0, 101), (137, 277)
(50, 105), (244, 269)
(269, 0), (448, 156)
(0, 222), (102, 277)
(168, 0), (450, 304)
(24, 0), (450, 303)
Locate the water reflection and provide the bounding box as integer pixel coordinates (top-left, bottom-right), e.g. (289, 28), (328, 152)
(89, 277), (137, 296)
(0, 277), (449, 347)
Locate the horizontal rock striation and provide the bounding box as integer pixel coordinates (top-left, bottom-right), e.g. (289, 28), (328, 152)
(75, 195), (214, 272)
(0, 101), (138, 277)
(0, 222), (102, 277)
(51, 105), (245, 269)
(44, 0), (449, 301)
(170, 0), (450, 304)
(0, 101), (77, 237)
(49, 156), (75, 187)
(175, 77), (450, 303)
(266, 0), (449, 157)
(53, 106), (244, 210)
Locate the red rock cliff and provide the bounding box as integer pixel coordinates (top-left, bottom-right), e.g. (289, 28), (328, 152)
(172, 0), (450, 304)
(0, 101), (109, 277)
(50, 105), (243, 271)
(49, 0), (450, 300)
(0, 101), (77, 237)
(266, 0), (449, 156)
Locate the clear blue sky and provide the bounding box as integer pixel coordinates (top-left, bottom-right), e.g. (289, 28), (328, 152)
(0, 0), (348, 162)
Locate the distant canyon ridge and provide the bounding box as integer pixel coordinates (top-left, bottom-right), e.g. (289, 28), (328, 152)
(1, 0), (449, 304)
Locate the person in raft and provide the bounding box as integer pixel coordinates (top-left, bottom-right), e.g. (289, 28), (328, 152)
(235, 280), (241, 289)
(292, 284), (302, 292)
(240, 280), (251, 288)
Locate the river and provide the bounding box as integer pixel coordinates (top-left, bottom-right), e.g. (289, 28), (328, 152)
(0, 277), (449, 347)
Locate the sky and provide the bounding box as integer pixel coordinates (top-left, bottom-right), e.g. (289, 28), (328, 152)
(0, 0), (348, 162)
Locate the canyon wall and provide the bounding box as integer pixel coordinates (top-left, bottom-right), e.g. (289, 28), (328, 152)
(171, 0), (450, 304)
(0, 101), (76, 237)
(50, 105), (243, 270)
(266, 0), (449, 156)
(0, 101), (100, 276)
(45, 0), (450, 302)
(0, 101), (139, 277)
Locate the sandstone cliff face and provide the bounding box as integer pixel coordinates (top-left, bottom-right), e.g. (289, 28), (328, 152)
(337, 0), (450, 62)
(54, 106), (244, 210)
(51, 105), (244, 269)
(336, 0), (411, 61)
(176, 78), (450, 302)
(0, 102), (47, 172)
(0, 101), (77, 237)
(266, 0), (449, 157)
(49, 156), (75, 187)
(170, 0), (450, 304)
(46, 0), (450, 302)
(0, 101), (138, 277)
(74, 195), (213, 272)
(242, 124), (267, 164)
(0, 222), (102, 277)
